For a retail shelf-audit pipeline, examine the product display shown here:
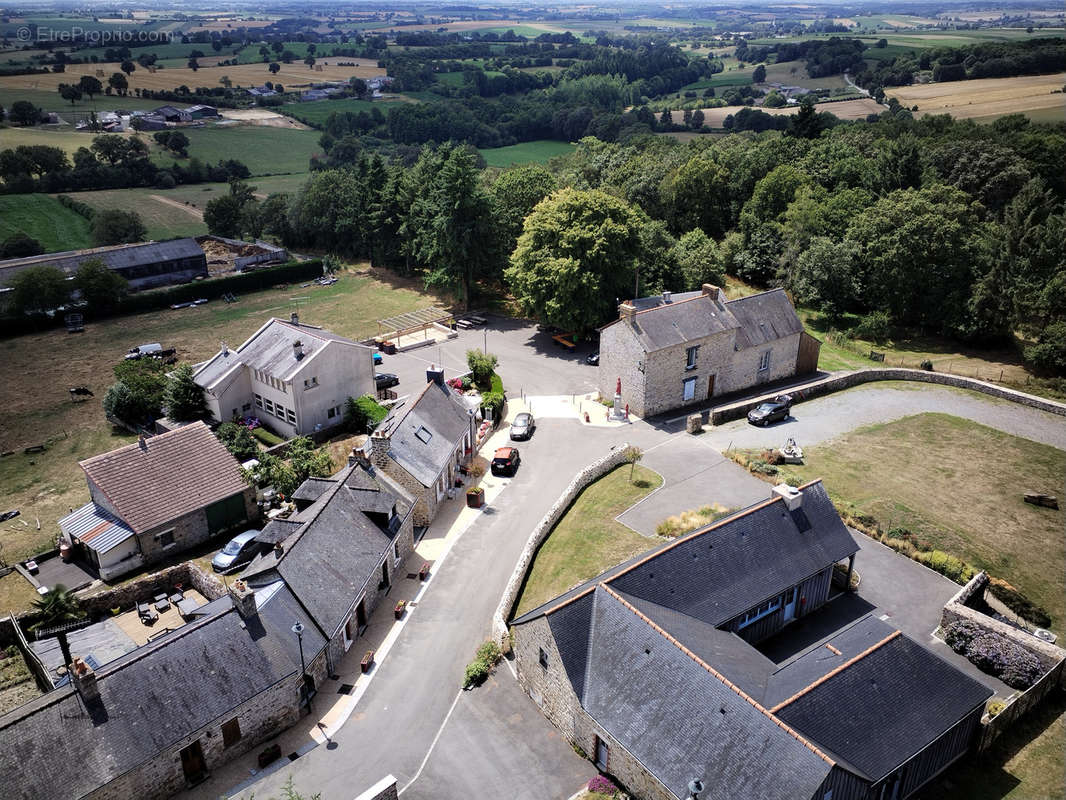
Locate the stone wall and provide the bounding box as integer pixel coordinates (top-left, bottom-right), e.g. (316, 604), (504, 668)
(492, 444), (634, 642)
(711, 368), (1066, 424)
(76, 562), (225, 619)
(381, 460), (438, 528)
(138, 509), (210, 566)
(87, 674), (301, 800)
(353, 775), (399, 800)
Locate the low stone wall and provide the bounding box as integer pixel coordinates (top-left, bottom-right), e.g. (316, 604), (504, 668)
(492, 445), (633, 642)
(77, 562), (226, 619)
(710, 368), (1066, 425)
(352, 775), (398, 800)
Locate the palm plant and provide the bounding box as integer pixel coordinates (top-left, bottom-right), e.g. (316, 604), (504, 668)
(28, 584), (85, 670)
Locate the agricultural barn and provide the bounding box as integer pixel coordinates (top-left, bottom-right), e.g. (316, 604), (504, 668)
(0, 238), (208, 292)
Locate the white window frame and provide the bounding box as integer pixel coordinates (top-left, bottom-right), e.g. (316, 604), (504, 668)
(737, 595), (783, 630)
(758, 350), (771, 371)
(254, 394), (263, 409)
(685, 345), (699, 370)
(682, 376), (697, 402)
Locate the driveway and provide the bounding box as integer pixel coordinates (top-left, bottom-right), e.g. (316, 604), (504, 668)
(697, 382), (1066, 452)
(379, 316), (600, 399)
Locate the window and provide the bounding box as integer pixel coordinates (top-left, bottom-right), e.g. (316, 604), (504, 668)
(254, 394), (263, 409)
(221, 717), (241, 748)
(758, 350), (771, 371)
(539, 647), (548, 669)
(242, 403), (251, 412)
(685, 345), (699, 370)
(737, 594), (783, 630)
(157, 530), (175, 548)
(286, 409), (296, 424)
(823, 791), (833, 800)
(327, 406), (336, 419)
(304, 376), (318, 389)
(264, 398), (275, 415)
(682, 377), (696, 402)
(393, 541), (401, 564)
(415, 426), (433, 444)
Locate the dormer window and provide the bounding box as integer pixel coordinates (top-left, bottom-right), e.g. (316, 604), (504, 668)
(414, 426), (432, 444)
(304, 376), (318, 389)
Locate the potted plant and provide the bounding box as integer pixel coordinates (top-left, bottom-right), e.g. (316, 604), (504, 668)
(466, 486), (485, 508)
(394, 600), (407, 619)
(361, 650), (375, 673)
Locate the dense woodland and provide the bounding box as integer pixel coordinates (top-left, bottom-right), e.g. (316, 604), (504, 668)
(190, 109), (1066, 373)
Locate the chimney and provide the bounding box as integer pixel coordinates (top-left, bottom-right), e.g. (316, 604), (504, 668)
(221, 340), (229, 356)
(71, 658), (101, 704)
(138, 434), (148, 452)
(619, 301), (637, 320)
(349, 447), (370, 468)
(273, 542), (284, 559)
(772, 483), (803, 511)
(293, 339), (304, 360)
(369, 431), (391, 468)
(290, 311), (299, 326)
(703, 283), (725, 303)
(662, 291), (671, 304)
(426, 364), (445, 387)
(229, 578), (258, 619)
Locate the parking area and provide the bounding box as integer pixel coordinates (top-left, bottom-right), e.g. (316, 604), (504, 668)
(374, 316), (601, 399)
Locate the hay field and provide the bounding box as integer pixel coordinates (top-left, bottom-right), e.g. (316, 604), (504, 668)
(0, 59), (385, 94)
(696, 98), (883, 127)
(887, 73), (1066, 120)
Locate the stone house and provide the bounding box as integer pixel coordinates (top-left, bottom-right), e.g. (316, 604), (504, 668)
(59, 422), (256, 580)
(239, 460), (417, 698)
(511, 481), (992, 800)
(366, 368), (479, 527)
(192, 314), (376, 437)
(597, 284), (821, 417)
(0, 582), (308, 800)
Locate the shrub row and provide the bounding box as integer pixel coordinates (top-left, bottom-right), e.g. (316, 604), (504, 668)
(462, 639), (502, 689)
(56, 193), (97, 220)
(944, 620), (1044, 690)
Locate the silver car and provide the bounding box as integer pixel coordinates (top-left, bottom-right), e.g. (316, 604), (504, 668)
(509, 412), (536, 440)
(211, 529), (262, 572)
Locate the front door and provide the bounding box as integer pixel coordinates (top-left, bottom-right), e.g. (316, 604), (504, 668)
(179, 740), (207, 785)
(381, 560), (390, 590)
(783, 587), (798, 622)
(355, 599), (368, 635)
(595, 736), (609, 771)
(707, 374), (715, 399)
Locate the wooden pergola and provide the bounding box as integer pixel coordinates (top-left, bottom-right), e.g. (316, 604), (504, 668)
(377, 307), (452, 338)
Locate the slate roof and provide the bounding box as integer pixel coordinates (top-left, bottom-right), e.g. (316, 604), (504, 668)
(293, 477), (335, 503)
(79, 421), (248, 535)
(0, 606), (297, 800)
(0, 238), (204, 285)
(375, 380), (473, 487)
(273, 463), (410, 637)
(193, 318), (368, 389)
(583, 586), (834, 800)
(607, 481), (858, 627)
(774, 628), (993, 781)
(600, 288), (803, 354)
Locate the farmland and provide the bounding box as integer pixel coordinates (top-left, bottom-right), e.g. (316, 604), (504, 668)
(282, 97), (403, 127)
(52, 188), (207, 241)
(151, 126), (321, 175)
(0, 87), (186, 116)
(0, 194), (92, 252)
(694, 97), (885, 127)
(479, 140), (576, 167)
(886, 72), (1066, 121)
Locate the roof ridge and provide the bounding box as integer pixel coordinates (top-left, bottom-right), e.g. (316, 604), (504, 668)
(723, 286), (788, 307)
(79, 420), (209, 468)
(383, 381), (434, 434)
(629, 292), (707, 317)
(768, 630), (902, 714)
(601, 584), (835, 767)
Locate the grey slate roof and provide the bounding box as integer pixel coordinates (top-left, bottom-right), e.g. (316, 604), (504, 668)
(274, 463), (405, 637)
(292, 477), (335, 502)
(376, 381), (473, 487)
(608, 482), (858, 627)
(583, 586), (834, 800)
(0, 606), (296, 800)
(193, 318), (368, 389)
(601, 288), (803, 354)
(775, 630), (993, 781)
(0, 238), (204, 285)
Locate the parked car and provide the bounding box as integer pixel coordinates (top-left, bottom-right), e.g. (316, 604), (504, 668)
(373, 352), (383, 365)
(746, 394), (793, 427)
(586, 352), (600, 366)
(375, 373), (400, 390)
(211, 529), (263, 572)
(491, 446), (521, 476)
(510, 412), (536, 440)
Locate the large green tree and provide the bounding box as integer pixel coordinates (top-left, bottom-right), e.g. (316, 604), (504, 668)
(7, 265), (70, 315)
(73, 258), (129, 311)
(91, 209), (146, 246)
(103, 358), (167, 426)
(505, 188), (643, 332)
(490, 164), (558, 256)
(660, 156), (732, 239)
(163, 363), (210, 422)
(29, 585), (85, 670)
(790, 237), (861, 321)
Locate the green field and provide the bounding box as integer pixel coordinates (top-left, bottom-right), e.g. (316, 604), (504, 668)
(153, 126), (321, 175)
(0, 87), (185, 117)
(435, 71), (467, 87)
(281, 97), (404, 127)
(479, 140), (576, 167)
(683, 70), (753, 90)
(57, 187), (207, 240)
(0, 194), (92, 252)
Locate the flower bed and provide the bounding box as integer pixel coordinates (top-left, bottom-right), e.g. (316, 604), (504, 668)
(944, 620), (1044, 690)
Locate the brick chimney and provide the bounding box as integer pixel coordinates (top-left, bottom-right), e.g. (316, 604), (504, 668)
(290, 311), (299, 325)
(229, 578), (258, 619)
(71, 658), (101, 704)
(702, 284), (725, 303)
(349, 447), (370, 468)
(772, 483), (803, 511)
(369, 430), (391, 468)
(426, 365), (445, 387)
(618, 301), (637, 320)
(293, 339), (304, 360)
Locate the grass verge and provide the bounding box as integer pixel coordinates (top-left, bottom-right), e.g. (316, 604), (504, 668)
(512, 464), (663, 617)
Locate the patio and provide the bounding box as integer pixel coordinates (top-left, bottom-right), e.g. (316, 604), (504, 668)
(24, 553), (98, 593)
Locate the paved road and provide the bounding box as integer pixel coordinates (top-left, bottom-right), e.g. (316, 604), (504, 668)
(697, 382), (1066, 452)
(241, 419), (639, 800)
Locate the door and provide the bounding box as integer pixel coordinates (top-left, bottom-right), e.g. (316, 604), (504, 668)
(381, 560), (390, 590)
(682, 377), (696, 402)
(595, 736), (609, 771)
(706, 374), (715, 399)
(179, 740), (207, 784)
(343, 617), (354, 651)
(783, 587), (798, 622)
(355, 599), (368, 635)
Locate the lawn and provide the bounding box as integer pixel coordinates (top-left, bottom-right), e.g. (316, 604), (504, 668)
(769, 413), (1066, 628)
(0, 194), (92, 252)
(479, 140), (576, 167)
(0, 264), (447, 585)
(512, 464), (663, 617)
(152, 126), (322, 175)
(53, 187), (207, 241)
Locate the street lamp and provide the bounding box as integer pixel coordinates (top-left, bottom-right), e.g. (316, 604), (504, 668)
(292, 621), (312, 712)
(686, 778), (704, 800)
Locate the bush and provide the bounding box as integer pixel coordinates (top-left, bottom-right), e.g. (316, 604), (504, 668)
(466, 349), (498, 388)
(480, 390), (505, 422)
(216, 421), (259, 460)
(344, 394), (388, 434)
(462, 659), (490, 689)
(919, 359), (934, 371)
(476, 639), (502, 666)
(988, 577), (1052, 628)
(251, 426), (284, 446)
(849, 310), (892, 342)
(914, 549), (975, 584)
(966, 633), (1043, 690)
(944, 620), (983, 653)
(588, 775), (618, 795)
